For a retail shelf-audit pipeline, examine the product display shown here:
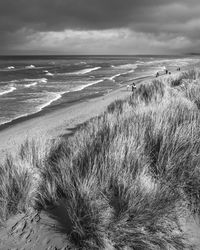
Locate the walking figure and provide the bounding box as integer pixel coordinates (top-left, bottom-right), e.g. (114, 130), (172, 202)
(132, 82), (136, 92)
(156, 72), (159, 77)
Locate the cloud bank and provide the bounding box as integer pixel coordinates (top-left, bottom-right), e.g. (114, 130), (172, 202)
(1, 0), (200, 54)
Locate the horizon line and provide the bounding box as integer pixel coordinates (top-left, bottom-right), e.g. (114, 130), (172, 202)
(0, 53), (191, 57)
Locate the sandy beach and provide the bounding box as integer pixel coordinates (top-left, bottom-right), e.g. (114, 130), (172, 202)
(0, 81), (135, 157)
(1, 69), (200, 250)
(0, 57), (198, 159)
(2, 0), (200, 248)
(0, 72), (183, 157)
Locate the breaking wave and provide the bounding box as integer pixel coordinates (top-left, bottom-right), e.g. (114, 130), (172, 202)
(0, 86), (17, 96)
(7, 66), (15, 70)
(112, 64), (138, 70)
(72, 79), (104, 92)
(24, 82), (38, 88)
(108, 70), (135, 81)
(58, 67), (101, 76)
(25, 65), (36, 69)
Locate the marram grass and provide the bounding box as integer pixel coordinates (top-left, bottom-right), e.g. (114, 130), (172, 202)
(1, 71), (200, 249)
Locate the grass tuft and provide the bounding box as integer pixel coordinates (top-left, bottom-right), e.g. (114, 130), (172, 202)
(1, 70), (200, 248)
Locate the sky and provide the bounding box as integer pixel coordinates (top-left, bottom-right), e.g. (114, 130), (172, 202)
(0, 0), (200, 55)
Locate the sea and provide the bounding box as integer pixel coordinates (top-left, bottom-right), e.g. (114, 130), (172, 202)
(0, 55), (200, 127)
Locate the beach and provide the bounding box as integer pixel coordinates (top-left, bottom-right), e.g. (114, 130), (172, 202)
(1, 67), (200, 249)
(0, 66), (193, 157)
(2, 0), (200, 248)
(0, 80), (135, 156)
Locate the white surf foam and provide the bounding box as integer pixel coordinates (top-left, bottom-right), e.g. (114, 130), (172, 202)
(10, 78), (47, 85)
(25, 64), (36, 69)
(108, 69), (135, 81)
(0, 86), (16, 96)
(112, 64), (138, 70)
(46, 72), (54, 76)
(39, 78), (48, 83)
(75, 61), (87, 65)
(109, 73), (122, 81)
(37, 91), (67, 111)
(58, 67), (101, 76)
(72, 79), (103, 92)
(24, 82), (38, 88)
(7, 66), (15, 70)
(2, 65), (45, 72)
(43, 70), (54, 76)
(0, 91), (68, 126)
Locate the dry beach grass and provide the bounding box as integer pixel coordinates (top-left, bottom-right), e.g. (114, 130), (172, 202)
(1, 70), (200, 249)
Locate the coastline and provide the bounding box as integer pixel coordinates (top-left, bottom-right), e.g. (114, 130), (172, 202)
(0, 74), (152, 132)
(1, 58), (197, 157)
(0, 62), (196, 157)
(1, 65), (200, 249)
(0, 75), (153, 156)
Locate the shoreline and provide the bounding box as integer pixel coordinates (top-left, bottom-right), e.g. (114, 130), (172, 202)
(0, 74), (152, 133)
(0, 75), (151, 156)
(0, 68), (191, 156)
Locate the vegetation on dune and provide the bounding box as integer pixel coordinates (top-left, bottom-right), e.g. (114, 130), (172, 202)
(1, 70), (200, 249)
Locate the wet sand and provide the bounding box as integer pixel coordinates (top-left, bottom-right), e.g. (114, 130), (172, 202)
(0, 79), (143, 156)
(1, 69), (200, 250)
(0, 72), (183, 157)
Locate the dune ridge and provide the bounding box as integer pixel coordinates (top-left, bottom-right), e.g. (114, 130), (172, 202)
(1, 70), (200, 249)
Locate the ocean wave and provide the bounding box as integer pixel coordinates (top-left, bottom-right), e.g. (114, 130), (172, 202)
(43, 70), (54, 76)
(2, 65), (45, 72)
(0, 112), (36, 126)
(108, 69), (135, 81)
(74, 61), (87, 65)
(72, 79), (104, 92)
(112, 64), (138, 70)
(0, 86), (16, 96)
(39, 78), (48, 83)
(37, 91), (67, 111)
(25, 64), (36, 69)
(7, 66), (15, 70)
(24, 82), (38, 88)
(0, 91), (68, 126)
(10, 78), (48, 85)
(1, 66), (39, 72)
(109, 73), (121, 81)
(0, 66), (16, 71)
(58, 67), (101, 76)
(46, 72), (54, 76)
(25, 78), (47, 84)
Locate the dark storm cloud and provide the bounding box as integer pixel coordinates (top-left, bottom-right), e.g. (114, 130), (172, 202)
(0, 0), (199, 31)
(0, 0), (152, 31)
(0, 0), (200, 53)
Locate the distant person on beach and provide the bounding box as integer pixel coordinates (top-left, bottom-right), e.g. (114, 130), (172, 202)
(166, 69), (168, 74)
(132, 82), (136, 92)
(156, 72), (159, 77)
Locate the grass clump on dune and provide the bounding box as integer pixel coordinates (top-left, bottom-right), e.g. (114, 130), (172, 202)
(1, 70), (200, 249)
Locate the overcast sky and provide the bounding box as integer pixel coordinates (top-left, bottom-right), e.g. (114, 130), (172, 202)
(1, 0), (200, 55)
